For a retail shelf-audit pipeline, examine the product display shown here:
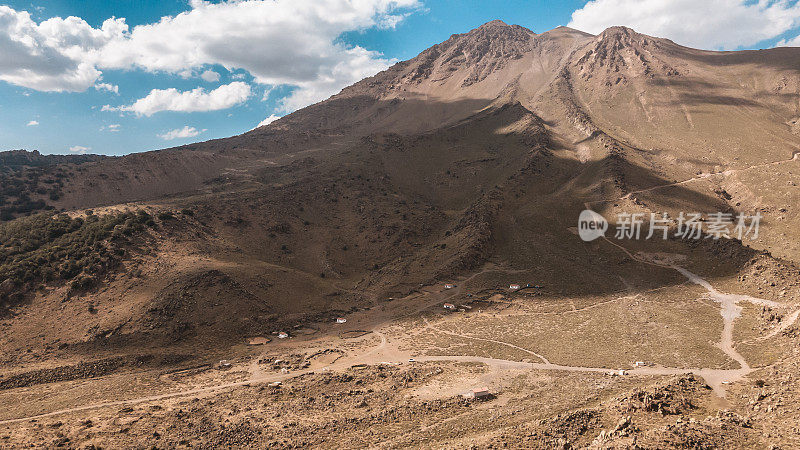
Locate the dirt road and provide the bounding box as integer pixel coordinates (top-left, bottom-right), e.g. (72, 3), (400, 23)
(0, 255), (792, 423)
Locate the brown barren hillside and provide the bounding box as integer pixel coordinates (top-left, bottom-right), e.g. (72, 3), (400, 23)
(3, 21), (800, 448)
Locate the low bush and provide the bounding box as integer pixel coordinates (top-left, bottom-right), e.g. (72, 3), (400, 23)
(0, 210), (156, 307)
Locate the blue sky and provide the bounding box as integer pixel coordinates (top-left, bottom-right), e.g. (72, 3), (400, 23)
(1, 0), (799, 156)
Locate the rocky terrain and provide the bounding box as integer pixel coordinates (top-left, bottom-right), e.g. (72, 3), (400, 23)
(2, 20), (800, 448)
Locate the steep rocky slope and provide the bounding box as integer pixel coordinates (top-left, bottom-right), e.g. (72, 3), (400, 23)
(2, 17), (799, 353)
(2, 20), (800, 448)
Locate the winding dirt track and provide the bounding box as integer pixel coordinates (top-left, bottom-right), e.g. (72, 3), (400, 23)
(587, 150), (800, 206)
(417, 261), (793, 398)
(423, 317), (551, 364)
(0, 249), (795, 424)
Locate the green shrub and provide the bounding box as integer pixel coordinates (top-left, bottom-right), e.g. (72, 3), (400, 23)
(0, 211), (152, 307)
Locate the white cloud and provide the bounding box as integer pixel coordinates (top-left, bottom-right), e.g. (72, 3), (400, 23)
(200, 69), (220, 82)
(101, 123), (120, 132)
(776, 34), (800, 47)
(105, 81), (251, 116)
(95, 82), (118, 94)
(99, 0), (419, 112)
(278, 46), (395, 112)
(27, 120), (38, 126)
(69, 145), (90, 154)
(0, 1), (419, 112)
(0, 6), (127, 91)
(569, 0), (800, 50)
(254, 114), (282, 129)
(158, 125), (205, 140)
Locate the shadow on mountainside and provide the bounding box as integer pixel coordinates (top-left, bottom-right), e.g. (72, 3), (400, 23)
(0, 98), (792, 369)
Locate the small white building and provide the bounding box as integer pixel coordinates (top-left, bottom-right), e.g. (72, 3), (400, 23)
(277, 332), (289, 339)
(509, 284), (521, 291)
(463, 387), (491, 399)
(444, 284), (455, 289)
(336, 317), (347, 324)
(443, 303), (456, 310)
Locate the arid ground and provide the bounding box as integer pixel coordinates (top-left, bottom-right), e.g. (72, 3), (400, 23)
(2, 21), (800, 448)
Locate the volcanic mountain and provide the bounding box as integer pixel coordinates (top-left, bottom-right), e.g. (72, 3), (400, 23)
(3, 16), (800, 354)
(3, 21), (800, 447)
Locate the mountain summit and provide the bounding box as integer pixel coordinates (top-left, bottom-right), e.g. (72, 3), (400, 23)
(3, 22), (800, 447)
(5, 20), (800, 312)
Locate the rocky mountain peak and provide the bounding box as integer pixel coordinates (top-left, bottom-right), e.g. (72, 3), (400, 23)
(575, 25), (681, 85)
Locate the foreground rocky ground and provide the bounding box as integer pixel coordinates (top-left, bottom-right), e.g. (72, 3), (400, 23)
(2, 252), (799, 448)
(0, 365), (776, 448)
(3, 19), (800, 448)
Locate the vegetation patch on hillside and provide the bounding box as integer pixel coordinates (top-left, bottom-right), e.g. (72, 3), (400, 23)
(0, 210), (156, 309)
(0, 149), (106, 221)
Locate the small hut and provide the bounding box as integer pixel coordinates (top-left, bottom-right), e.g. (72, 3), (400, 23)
(463, 387), (491, 399)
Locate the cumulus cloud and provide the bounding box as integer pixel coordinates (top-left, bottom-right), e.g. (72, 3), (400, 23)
(158, 125), (205, 140)
(569, 0), (800, 50)
(0, 5), (126, 91)
(27, 120), (38, 126)
(100, 0), (419, 111)
(95, 82), (118, 94)
(200, 69), (220, 82)
(105, 81), (251, 116)
(69, 145), (90, 154)
(0, 1), (419, 112)
(101, 123), (120, 132)
(776, 34), (800, 47)
(278, 46), (396, 111)
(254, 114), (282, 129)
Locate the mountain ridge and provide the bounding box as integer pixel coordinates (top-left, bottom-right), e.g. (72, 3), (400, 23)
(4, 20), (800, 448)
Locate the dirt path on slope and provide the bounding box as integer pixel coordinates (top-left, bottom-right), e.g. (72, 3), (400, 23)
(743, 309), (800, 343)
(422, 318), (551, 364)
(667, 265), (782, 395)
(0, 254), (790, 423)
(0, 264), (507, 424)
(590, 151), (800, 205)
(575, 199), (797, 396)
